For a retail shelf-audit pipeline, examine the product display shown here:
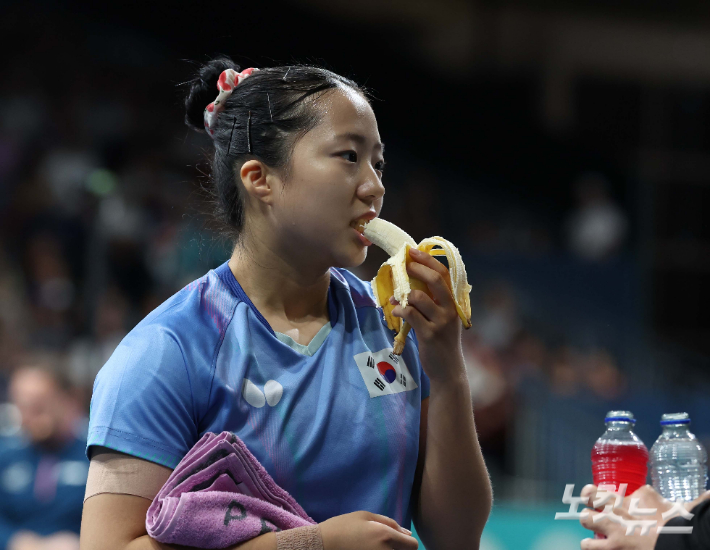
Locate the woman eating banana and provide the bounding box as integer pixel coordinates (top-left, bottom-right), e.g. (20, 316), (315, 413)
(79, 57), (493, 550)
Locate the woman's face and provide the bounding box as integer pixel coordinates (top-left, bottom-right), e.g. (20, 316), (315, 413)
(270, 87), (385, 271)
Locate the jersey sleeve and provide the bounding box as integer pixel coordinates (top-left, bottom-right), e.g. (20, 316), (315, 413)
(86, 325), (198, 469)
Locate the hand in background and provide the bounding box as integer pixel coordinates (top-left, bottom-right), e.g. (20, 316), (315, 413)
(578, 484), (710, 549)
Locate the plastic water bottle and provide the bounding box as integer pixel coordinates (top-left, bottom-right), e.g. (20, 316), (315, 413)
(650, 412), (708, 501)
(591, 410), (649, 495)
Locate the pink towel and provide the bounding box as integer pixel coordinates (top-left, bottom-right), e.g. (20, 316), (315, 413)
(146, 431), (316, 548)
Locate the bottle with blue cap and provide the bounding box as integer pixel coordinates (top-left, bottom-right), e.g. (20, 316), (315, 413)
(650, 412), (708, 501)
(591, 410), (649, 496)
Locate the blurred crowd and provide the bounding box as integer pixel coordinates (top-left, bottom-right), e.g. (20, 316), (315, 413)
(0, 51), (232, 408)
(0, 38), (235, 545)
(0, 42), (634, 410)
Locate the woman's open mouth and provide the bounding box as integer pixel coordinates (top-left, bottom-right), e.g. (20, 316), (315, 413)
(353, 227), (373, 246)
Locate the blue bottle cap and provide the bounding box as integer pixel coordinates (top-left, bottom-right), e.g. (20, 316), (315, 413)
(605, 410), (636, 423)
(660, 412), (690, 426)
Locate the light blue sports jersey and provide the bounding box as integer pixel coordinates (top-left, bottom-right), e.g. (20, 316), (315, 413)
(87, 261), (430, 526)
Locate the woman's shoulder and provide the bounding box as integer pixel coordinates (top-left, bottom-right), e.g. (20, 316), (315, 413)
(135, 266), (242, 339)
(100, 266), (243, 378)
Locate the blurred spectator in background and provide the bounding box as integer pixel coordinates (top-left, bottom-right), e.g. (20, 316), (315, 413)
(399, 170), (444, 240)
(474, 282), (520, 351)
(462, 331), (513, 484)
(546, 345), (583, 397)
(504, 330), (548, 389)
(67, 286), (129, 408)
(0, 360), (88, 550)
(0, 250), (30, 399)
(564, 172), (629, 261)
(22, 233), (78, 351)
(581, 348), (628, 401)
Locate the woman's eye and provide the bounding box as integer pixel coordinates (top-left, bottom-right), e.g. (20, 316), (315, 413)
(375, 160), (386, 173)
(340, 151), (358, 163)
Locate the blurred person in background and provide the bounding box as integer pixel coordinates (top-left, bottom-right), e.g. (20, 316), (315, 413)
(0, 247), (31, 400)
(0, 360), (88, 550)
(546, 344), (584, 397)
(504, 329), (548, 389)
(580, 348), (628, 401)
(461, 332), (513, 488)
(564, 172), (629, 262)
(66, 286), (129, 409)
(22, 233), (78, 351)
(473, 282), (520, 352)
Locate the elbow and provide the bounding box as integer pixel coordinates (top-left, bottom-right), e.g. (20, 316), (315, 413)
(473, 475), (494, 522)
(444, 489), (493, 550)
(471, 481), (494, 547)
(485, 479), (494, 515)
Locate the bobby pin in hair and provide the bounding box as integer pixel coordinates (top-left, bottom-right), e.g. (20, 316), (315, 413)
(283, 67), (291, 81)
(227, 116), (238, 156)
(267, 93), (273, 122)
(247, 111), (253, 154)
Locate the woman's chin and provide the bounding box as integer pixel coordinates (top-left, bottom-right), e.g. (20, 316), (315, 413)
(332, 244), (368, 269)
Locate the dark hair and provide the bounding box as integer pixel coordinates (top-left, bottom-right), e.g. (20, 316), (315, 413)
(184, 56), (367, 243)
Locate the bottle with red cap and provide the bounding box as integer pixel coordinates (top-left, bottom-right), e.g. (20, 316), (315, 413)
(591, 410), (649, 495)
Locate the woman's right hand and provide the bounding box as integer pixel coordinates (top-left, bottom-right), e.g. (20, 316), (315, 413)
(319, 511), (419, 550)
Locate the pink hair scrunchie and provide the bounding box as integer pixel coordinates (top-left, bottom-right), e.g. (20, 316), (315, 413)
(203, 67), (258, 136)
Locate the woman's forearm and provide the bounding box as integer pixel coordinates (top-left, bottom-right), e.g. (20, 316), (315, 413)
(415, 372), (493, 550)
(124, 533), (277, 550)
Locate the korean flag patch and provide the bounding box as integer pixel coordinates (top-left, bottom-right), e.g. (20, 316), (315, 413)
(354, 348), (418, 398)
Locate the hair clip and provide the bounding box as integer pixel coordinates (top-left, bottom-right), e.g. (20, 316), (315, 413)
(227, 116), (238, 156)
(247, 111), (252, 154)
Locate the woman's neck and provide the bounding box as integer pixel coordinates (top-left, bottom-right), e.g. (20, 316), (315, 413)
(228, 245), (330, 324)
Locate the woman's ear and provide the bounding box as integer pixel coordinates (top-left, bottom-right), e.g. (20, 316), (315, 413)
(240, 160), (274, 205)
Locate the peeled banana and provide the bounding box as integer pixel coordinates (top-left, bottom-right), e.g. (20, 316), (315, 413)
(356, 217), (473, 355)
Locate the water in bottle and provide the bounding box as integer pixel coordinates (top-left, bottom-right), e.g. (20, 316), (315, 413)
(650, 412), (708, 501)
(591, 410), (649, 496)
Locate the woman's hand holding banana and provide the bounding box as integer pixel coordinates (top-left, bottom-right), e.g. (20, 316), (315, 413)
(388, 247), (466, 383)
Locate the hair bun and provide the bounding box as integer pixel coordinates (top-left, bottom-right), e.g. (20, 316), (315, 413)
(184, 56), (241, 132)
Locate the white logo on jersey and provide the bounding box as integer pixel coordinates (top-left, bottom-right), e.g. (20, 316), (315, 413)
(242, 379), (284, 408)
(264, 380), (284, 406)
(354, 348), (418, 398)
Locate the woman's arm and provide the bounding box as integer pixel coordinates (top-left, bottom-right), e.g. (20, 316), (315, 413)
(412, 378), (493, 550)
(82, 493), (419, 550)
(80, 453), (416, 550)
(81, 493), (277, 550)
(391, 249), (493, 550)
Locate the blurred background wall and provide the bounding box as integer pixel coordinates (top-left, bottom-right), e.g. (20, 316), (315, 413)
(1, 0), (710, 548)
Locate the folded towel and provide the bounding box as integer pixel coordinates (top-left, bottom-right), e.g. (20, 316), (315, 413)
(146, 431), (316, 549)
